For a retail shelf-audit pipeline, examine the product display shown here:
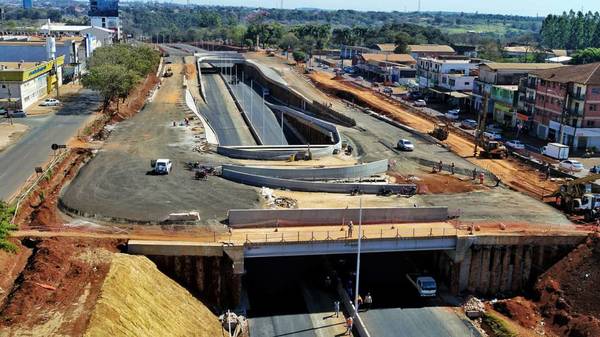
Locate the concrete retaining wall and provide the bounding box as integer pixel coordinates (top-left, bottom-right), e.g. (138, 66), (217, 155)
(228, 207), (448, 227)
(217, 144), (338, 160)
(222, 168), (417, 195)
(222, 160), (388, 180)
(185, 89), (218, 144)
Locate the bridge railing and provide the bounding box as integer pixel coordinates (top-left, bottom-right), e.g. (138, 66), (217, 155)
(241, 227), (458, 246)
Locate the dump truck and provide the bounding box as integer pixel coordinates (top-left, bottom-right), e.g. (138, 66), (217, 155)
(406, 274), (437, 297)
(477, 138), (507, 159)
(549, 173), (600, 220)
(429, 123), (449, 141)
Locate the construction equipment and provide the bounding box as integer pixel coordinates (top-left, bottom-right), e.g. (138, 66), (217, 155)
(163, 68), (173, 77)
(429, 123), (449, 141)
(549, 174), (600, 220)
(477, 137), (508, 159)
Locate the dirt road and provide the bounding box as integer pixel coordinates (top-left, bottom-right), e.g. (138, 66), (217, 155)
(309, 71), (558, 199)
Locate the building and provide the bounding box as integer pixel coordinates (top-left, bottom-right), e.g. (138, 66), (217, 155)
(0, 56), (65, 111)
(370, 43), (397, 53)
(89, 0), (121, 40)
(471, 63), (563, 127)
(352, 53), (416, 82)
(416, 56), (479, 108)
(340, 45), (377, 60)
(22, 0), (32, 9)
(528, 63), (600, 150)
(408, 44), (456, 59)
(39, 22), (115, 46)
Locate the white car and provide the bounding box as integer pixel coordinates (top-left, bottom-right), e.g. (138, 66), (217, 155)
(483, 131), (502, 140)
(414, 99), (427, 107)
(505, 139), (525, 150)
(40, 98), (60, 106)
(397, 139), (415, 151)
(445, 109), (460, 120)
(559, 159), (584, 172)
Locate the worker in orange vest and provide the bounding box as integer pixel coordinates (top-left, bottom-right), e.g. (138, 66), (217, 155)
(345, 316), (353, 335)
(479, 172), (485, 185)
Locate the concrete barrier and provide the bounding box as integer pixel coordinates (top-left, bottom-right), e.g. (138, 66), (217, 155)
(222, 160), (388, 180)
(217, 144), (338, 160)
(185, 89), (218, 145)
(228, 207), (448, 227)
(222, 168), (416, 195)
(336, 279), (371, 337)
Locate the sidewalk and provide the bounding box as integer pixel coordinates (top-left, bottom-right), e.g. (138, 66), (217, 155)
(27, 82), (83, 116)
(301, 282), (352, 337)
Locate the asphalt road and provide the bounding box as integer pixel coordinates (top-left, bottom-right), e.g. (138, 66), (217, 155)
(201, 73), (256, 146)
(61, 60), (258, 223)
(0, 90), (100, 201)
(230, 81), (288, 145)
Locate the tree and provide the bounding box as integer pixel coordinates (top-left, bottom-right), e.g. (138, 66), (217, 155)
(571, 48), (600, 64)
(292, 51), (307, 62)
(0, 201), (16, 252)
(394, 32), (411, 54)
(278, 32), (300, 50)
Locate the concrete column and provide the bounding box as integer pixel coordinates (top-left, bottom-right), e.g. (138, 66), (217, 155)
(499, 246), (512, 292)
(183, 255), (194, 288)
(489, 247), (502, 295)
(511, 245), (524, 292)
(478, 247), (492, 294)
(458, 248), (472, 293)
(522, 246), (533, 288)
(195, 256), (205, 293)
(535, 245), (545, 268)
(174, 256), (184, 283)
(467, 247), (482, 293)
(207, 257), (222, 308)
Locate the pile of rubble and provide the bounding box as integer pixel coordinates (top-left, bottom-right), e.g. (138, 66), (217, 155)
(260, 187), (298, 209)
(463, 296), (485, 318)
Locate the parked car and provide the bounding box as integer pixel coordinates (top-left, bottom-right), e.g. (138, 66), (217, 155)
(383, 87), (393, 94)
(482, 130), (502, 140)
(392, 82), (401, 87)
(486, 124), (503, 133)
(397, 139), (415, 151)
(40, 98), (60, 106)
(7, 110), (26, 118)
(559, 159), (584, 172)
(414, 99), (427, 107)
(460, 119), (478, 129)
(505, 139), (525, 150)
(445, 109), (460, 120)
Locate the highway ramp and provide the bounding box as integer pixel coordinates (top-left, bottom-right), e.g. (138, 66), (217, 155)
(200, 73), (256, 146)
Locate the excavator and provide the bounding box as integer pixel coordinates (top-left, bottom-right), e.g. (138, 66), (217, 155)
(429, 123), (449, 141)
(548, 173), (600, 221)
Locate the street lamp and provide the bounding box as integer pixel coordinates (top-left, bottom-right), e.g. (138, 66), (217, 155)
(353, 199), (363, 327)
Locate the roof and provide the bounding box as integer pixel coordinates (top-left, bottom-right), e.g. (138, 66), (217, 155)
(546, 56), (573, 63)
(481, 63), (563, 71)
(0, 61), (39, 71)
(493, 85), (519, 91)
(373, 43), (396, 52)
(551, 49), (568, 57)
(40, 23), (91, 32)
(408, 44), (455, 53)
(531, 62), (600, 85)
(360, 53), (416, 64)
(503, 46), (546, 54)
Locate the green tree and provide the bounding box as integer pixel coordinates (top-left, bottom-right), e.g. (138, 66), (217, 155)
(278, 32), (300, 50)
(0, 201), (16, 252)
(394, 32), (411, 54)
(571, 48), (600, 64)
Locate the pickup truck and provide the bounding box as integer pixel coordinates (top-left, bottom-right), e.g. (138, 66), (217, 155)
(406, 273), (437, 297)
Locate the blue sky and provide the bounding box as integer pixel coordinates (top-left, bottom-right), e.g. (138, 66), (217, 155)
(160, 0), (600, 17)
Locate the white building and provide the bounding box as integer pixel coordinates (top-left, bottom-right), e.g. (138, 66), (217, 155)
(417, 56), (479, 92)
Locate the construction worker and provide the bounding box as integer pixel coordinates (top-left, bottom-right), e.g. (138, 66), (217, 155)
(325, 275), (332, 288)
(451, 162), (455, 175)
(364, 293), (373, 311)
(345, 316), (353, 335)
(357, 294), (363, 307)
(472, 168), (477, 180)
(479, 172), (485, 185)
(348, 221), (354, 238)
(334, 300), (340, 318)
(438, 160), (443, 172)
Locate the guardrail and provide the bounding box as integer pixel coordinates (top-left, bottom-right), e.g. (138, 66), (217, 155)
(10, 149), (69, 224)
(241, 227), (458, 246)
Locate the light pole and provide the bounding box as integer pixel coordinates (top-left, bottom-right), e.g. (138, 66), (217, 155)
(353, 199), (363, 327)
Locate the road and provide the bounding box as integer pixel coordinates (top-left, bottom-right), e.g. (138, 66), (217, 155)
(201, 73), (256, 146)
(0, 90), (100, 201)
(230, 80), (288, 145)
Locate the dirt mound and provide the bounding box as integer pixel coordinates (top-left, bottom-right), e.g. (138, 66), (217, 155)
(84, 254), (225, 337)
(389, 171), (486, 194)
(493, 296), (542, 330)
(534, 234), (600, 337)
(0, 239), (30, 305)
(0, 237), (121, 336)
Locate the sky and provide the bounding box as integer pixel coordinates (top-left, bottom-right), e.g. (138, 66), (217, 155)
(156, 0), (600, 17)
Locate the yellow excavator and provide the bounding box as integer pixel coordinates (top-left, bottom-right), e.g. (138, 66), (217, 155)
(548, 173), (600, 220)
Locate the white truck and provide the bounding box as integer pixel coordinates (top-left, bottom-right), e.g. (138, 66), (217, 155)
(406, 274), (437, 297)
(542, 143), (569, 160)
(151, 159), (173, 175)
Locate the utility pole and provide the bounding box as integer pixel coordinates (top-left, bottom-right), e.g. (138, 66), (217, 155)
(353, 199), (363, 327)
(474, 92), (489, 157)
